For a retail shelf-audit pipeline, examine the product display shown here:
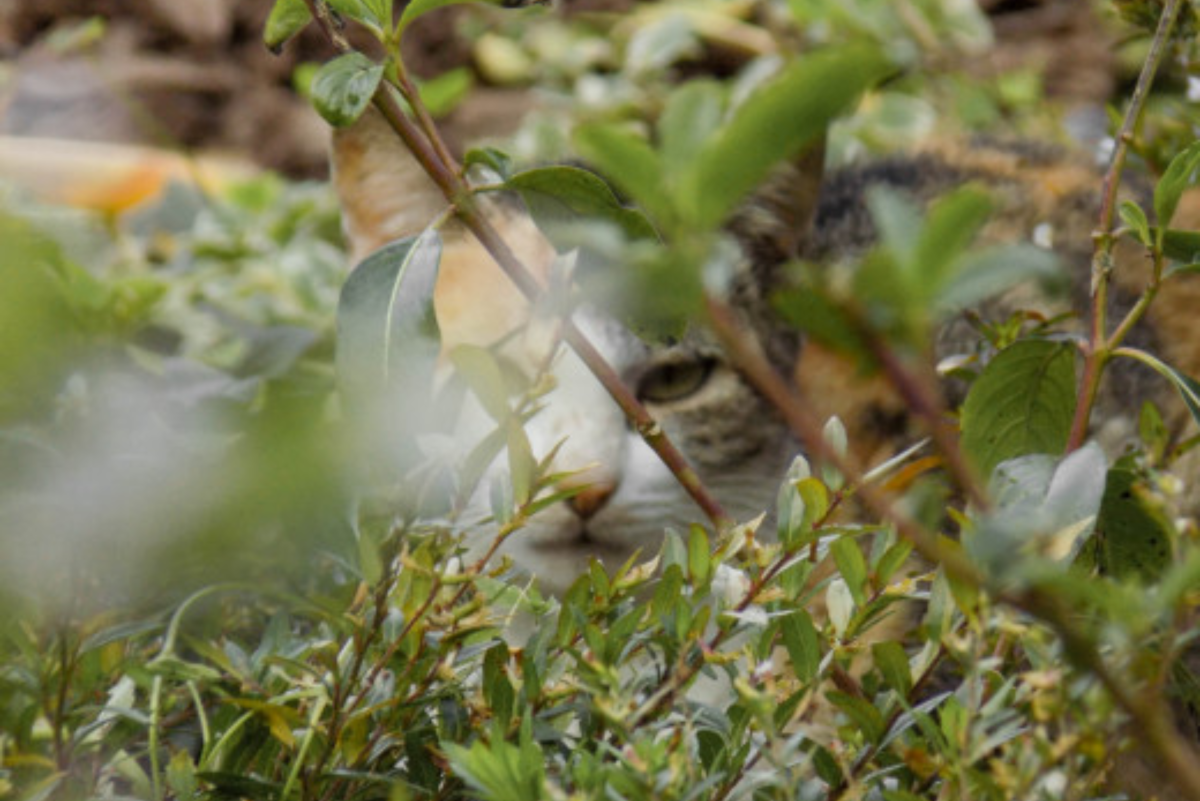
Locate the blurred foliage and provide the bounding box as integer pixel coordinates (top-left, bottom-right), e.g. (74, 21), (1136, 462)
(4, 2), (1200, 801)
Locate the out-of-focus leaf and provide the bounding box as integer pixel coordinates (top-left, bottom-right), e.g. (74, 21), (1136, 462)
(336, 231), (442, 472)
(1093, 466), (1174, 581)
(503, 166), (658, 248)
(686, 43), (893, 227)
(263, 0), (311, 50)
(573, 125), (673, 224)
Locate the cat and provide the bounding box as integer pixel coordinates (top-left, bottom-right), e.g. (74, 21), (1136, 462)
(333, 107), (1200, 597)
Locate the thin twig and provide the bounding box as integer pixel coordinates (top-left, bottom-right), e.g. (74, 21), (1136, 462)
(1066, 0), (1184, 452)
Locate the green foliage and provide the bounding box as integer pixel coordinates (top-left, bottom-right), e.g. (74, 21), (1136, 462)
(7, 2), (1200, 801)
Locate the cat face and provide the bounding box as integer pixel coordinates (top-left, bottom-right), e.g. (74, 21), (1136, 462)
(457, 301), (795, 596)
(333, 109), (816, 594)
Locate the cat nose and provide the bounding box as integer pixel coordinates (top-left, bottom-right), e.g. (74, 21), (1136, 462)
(567, 480), (617, 520)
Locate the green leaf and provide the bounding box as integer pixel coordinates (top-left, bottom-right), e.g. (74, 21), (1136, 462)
(506, 419), (536, 507)
(910, 187), (993, 294)
(482, 642), (515, 727)
(504, 166), (659, 248)
(828, 691), (886, 743)
(772, 286), (871, 363)
(1155, 140), (1200, 232)
(573, 124), (672, 224)
(1157, 228), (1200, 262)
(872, 640), (912, 696)
(685, 43), (893, 227)
(687, 524), (712, 588)
(263, 0), (312, 50)
(960, 339), (1076, 478)
(779, 610), (820, 684)
(399, 0), (534, 33)
(1119, 199), (1152, 247)
(443, 735), (548, 801)
(1093, 466), (1174, 581)
(831, 537), (868, 606)
(935, 243), (1061, 315)
(866, 186), (923, 267)
(329, 0), (393, 31)
(465, 147), (514, 181)
(1113, 347), (1200, 427)
(875, 540), (913, 586)
(310, 52), (385, 127)
(659, 80), (725, 181)
(417, 67), (474, 117)
(652, 564), (685, 620)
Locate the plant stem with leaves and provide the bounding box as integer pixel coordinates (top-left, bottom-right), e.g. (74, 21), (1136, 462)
(1067, 0), (1185, 452)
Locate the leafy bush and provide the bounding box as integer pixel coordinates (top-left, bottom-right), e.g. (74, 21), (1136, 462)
(4, 1), (1200, 800)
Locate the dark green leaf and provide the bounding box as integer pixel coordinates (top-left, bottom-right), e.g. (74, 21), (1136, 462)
(504, 166), (659, 248)
(1155, 140), (1200, 232)
(686, 43), (893, 227)
(872, 640), (912, 696)
(828, 690), (886, 742)
(572, 125), (672, 224)
(831, 536), (869, 606)
(960, 339), (1076, 478)
(483, 641), (515, 727)
(779, 610), (820, 684)
(1158, 228), (1200, 263)
(1094, 466), (1174, 581)
(772, 286), (872, 363)
(310, 52), (385, 127)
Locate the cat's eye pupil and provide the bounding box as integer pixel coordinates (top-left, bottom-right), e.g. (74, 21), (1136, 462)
(638, 358), (715, 403)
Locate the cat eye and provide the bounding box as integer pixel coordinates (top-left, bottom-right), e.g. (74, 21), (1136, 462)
(637, 358), (717, 404)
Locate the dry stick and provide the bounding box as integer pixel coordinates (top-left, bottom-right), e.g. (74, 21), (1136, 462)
(1066, 0), (1184, 452)
(706, 295), (1200, 799)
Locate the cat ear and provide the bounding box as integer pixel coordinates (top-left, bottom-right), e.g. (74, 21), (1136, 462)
(726, 137), (826, 268)
(331, 107), (450, 265)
